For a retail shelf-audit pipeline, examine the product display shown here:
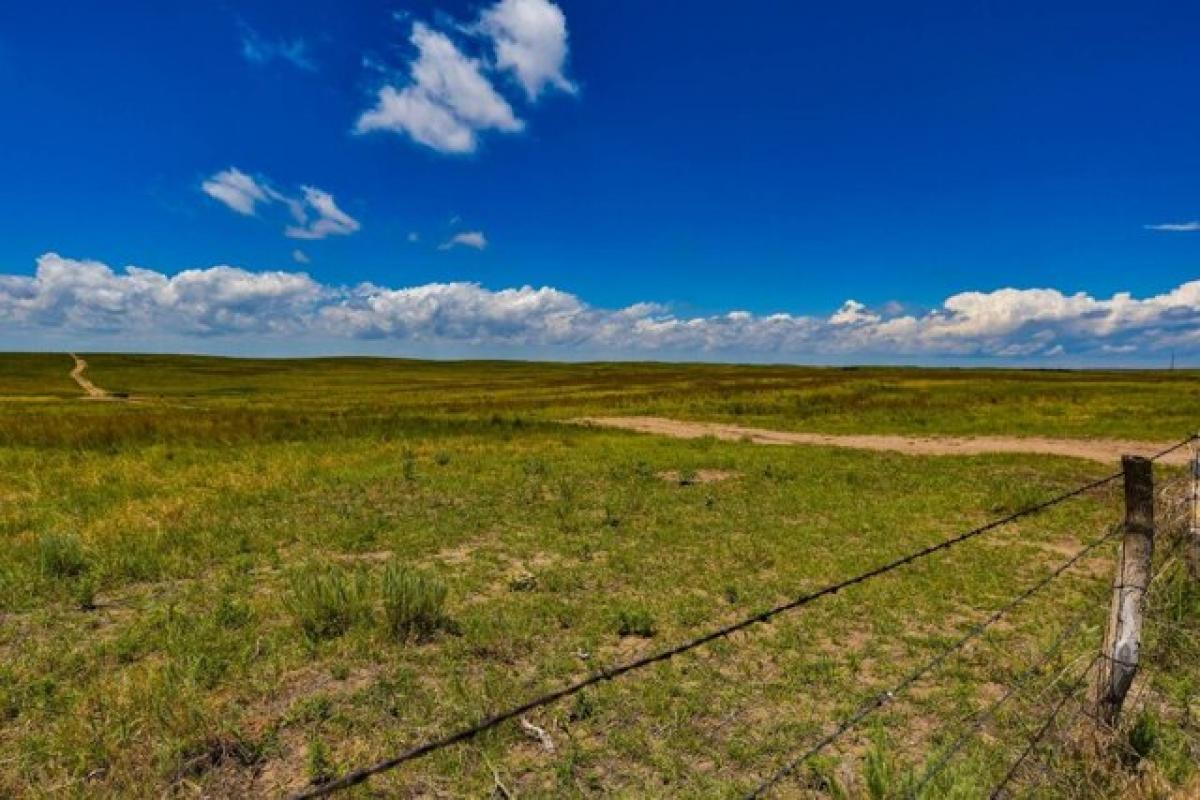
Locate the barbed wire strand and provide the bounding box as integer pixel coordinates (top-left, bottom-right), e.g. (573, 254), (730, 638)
(1147, 435), (1198, 462)
(884, 456), (1190, 798)
(292, 435), (1194, 799)
(998, 651), (1100, 798)
(987, 653), (1102, 800)
(910, 582), (1108, 795)
(1008, 681), (1098, 800)
(745, 525), (1120, 799)
(993, 484), (1196, 796)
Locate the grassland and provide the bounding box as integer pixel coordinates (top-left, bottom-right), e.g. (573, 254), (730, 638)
(1, 353), (1197, 798)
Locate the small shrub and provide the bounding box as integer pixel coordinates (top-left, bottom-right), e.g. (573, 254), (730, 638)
(38, 533), (88, 579)
(615, 607), (656, 638)
(285, 564), (371, 642)
(380, 562), (448, 642)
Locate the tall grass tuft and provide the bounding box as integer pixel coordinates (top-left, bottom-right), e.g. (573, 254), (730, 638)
(285, 563), (371, 642)
(380, 562), (448, 642)
(37, 533), (88, 578)
(306, 737), (337, 785)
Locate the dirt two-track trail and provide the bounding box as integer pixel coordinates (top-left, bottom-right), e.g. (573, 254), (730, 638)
(69, 353), (112, 399)
(577, 416), (1193, 466)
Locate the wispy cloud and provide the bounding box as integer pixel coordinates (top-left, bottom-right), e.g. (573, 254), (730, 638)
(292, 249), (311, 264)
(284, 187), (361, 240)
(355, 0), (575, 154)
(439, 231), (488, 251)
(5, 253), (1200, 361)
(201, 168), (360, 241)
(201, 168), (269, 216)
(239, 21), (316, 72)
(1145, 221), (1200, 232)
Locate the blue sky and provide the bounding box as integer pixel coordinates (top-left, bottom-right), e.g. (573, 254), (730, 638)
(1, 1), (1199, 363)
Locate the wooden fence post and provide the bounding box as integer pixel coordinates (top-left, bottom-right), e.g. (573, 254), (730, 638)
(1096, 455), (1155, 727)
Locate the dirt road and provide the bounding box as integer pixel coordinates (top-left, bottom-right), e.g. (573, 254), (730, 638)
(576, 416), (1193, 466)
(69, 353), (111, 399)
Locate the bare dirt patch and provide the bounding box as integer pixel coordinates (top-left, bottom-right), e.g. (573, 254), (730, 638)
(576, 416), (1191, 466)
(433, 539), (484, 565)
(657, 469), (739, 485)
(330, 549), (394, 564)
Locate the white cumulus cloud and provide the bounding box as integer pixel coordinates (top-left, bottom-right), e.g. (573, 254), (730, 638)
(829, 300), (880, 326)
(4, 253), (1200, 361)
(355, 22), (522, 154)
(0, 253), (326, 336)
(476, 0), (576, 100)
(356, 0), (575, 154)
(321, 282), (585, 342)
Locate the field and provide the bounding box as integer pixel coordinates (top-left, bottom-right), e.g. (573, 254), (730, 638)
(1, 353), (1198, 798)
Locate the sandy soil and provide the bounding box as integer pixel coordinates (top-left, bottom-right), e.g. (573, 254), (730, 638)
(575, 416), (1193, 466)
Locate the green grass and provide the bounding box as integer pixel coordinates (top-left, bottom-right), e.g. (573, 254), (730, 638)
(379, 562), (450, 643)
(2, 352), (1200, 449)
(285, 563), (373, 644)
(0, 353), (1196, 798)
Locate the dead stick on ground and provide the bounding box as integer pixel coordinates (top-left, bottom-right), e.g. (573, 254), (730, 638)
(518, 718), (555, 753)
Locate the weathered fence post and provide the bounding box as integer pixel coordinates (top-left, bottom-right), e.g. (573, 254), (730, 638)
(1096, 455), (1155, 726)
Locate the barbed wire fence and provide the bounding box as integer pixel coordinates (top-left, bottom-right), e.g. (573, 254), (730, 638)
(291, 434), (1199, 800)
(984, 466), (1200, 800)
